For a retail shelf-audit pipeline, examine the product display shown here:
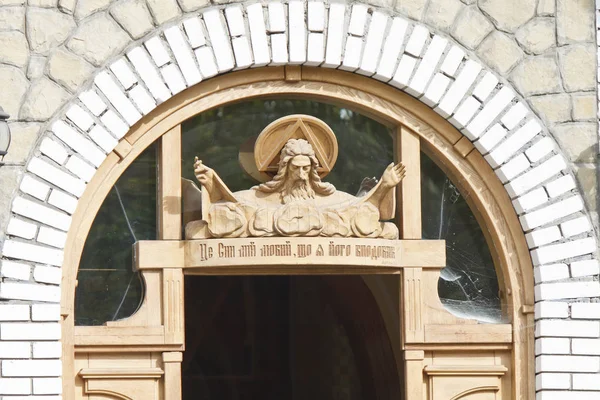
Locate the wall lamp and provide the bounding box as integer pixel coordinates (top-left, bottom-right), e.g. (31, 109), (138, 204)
(0, 107), (11, 160)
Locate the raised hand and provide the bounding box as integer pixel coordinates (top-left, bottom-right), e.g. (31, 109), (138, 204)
(194, 156), (214, 187)
(380, 162), (406, 188)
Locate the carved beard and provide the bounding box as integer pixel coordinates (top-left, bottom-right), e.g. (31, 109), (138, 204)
(281, 178), (315, 204)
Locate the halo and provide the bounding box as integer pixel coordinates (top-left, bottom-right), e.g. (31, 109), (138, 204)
(239, 115), (339, 183)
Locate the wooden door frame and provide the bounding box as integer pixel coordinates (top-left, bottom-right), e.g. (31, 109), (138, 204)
(62, 66), (534, 399)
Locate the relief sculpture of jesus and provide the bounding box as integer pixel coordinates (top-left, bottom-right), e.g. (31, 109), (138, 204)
(187, 137), (406, 240)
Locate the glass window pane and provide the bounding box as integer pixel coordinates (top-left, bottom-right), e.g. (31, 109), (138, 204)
(421, 153), (503, 323)
(75, 144), (157, 326)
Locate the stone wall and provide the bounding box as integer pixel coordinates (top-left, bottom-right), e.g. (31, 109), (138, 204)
(0, 0), (598, 398)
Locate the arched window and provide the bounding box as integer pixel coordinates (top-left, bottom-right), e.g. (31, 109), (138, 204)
(67, 69), (532, 400)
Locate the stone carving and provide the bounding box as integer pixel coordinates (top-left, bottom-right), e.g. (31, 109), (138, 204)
(185, 116), (406, 240)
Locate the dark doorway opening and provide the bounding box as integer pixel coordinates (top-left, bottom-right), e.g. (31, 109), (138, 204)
(182, 275), (401, 400)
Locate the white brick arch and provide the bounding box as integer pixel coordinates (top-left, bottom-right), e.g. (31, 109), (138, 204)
(1, 0), (599, 397)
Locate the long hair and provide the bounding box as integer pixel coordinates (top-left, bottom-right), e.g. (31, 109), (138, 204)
(257, 139), (335, 202)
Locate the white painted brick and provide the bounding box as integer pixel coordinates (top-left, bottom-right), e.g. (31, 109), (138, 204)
(94, 72), (141, 125)
(7, 218), (37, 240)
(0, 282), (60, 303)
(51, 121), (105, 167)
(340, 36), (363, 71)
(500, 102), (528, 130)
(532, 237), (597, 265)
(110, 59), (137, 90)
(1, 260), (31, 281)
(526, 226), (562, 248)
(526, 137), (554, 163)
(288, 1), (306, 64)
(144, 36), (170, 67)
(307, 1), (325, 32)
(323, 2), (345, 68)
(546, 175), (576, 198)
(507, 154), (567, 198)
(34, 265), (62, 284)
(161, 63), (186, 94)
(404, 25), (428, 57)
(79, 90), (107, 117)
(534, 264), (570, 283)
(66, 104), (94, 132)
(496, 154), (530, 183)
(535, 301), (569, 319)
(560, 216), (591, 237)
(270, 33), (289, 65)
(101, 110), (129, 139)
(536, 280), (600, 301)
(358, 11), (387, 76)
(306, 33), (325, 66)
(449, 96), (480, 128)
(27, 157), (85, 198)
(183, 17), (206, 48)
(225, 6), (245, 37)
(537, 391), (600, 400)
(440, 46), (465, 77)
(129, 85), (156, 115)
(12, 197), (71, 232)
(437, 60), (482, 117)
(128, 46), (171, 102)
(520, 195), (583, 231)
(20, 175), (50, 201)
(536, 373), (571, 390)
(486, 119), (542, 167)
(573, 373), (600, 390)
(536, 338), (571, 355)
(37, 226), (67, 249)
(32, 304), (60, 321)
(374, 17), (408, 81)
(39, 138), (68, 165)
(65, 155), (96, 183)
(0, 305), (29, 321)
(1, 323), (60, 341)
(195, 47), (219, 78)
(33, 342), (61, 359)
(407, 35), (447, 96)
(231, 36), (253, 69)
(246, 3), (270, 67)
(536, 355), (600, 373)
(472, 72), (498, 102)
(2, 360), (62, 377)
(2, 240), (63, 267)
(513, 187), (548, 214)
(33, 377), (62, 394)
(348, 4), (367, 36)
(573, 339), (600, 355)
(571, 260), (600, 278)
(88, 125), (118, 153)
(0, 378), (31, 394)
(422, 73), (451, 107)
(267, 2), (286, 33)
(572, 303), (600, 319)
(204, 9), (235, 72)
(465, 87), (515, 140)
(164, 26), (202, 85)
(0, 342), (31, 358)
(390, 55), (417, 89)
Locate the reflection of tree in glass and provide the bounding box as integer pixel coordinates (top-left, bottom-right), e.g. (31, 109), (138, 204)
(75, 144), (157, 326)
(421, 154), (503, 323)
(181, 100), (394, 194)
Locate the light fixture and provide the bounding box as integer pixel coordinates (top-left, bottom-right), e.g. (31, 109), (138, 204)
(0, 107), (11, 159)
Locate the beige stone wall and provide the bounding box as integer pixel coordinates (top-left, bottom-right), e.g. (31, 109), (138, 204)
(0, 0), (596, 238)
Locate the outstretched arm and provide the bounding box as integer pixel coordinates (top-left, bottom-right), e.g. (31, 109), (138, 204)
(194, 157), (237, 203)
(361, 162), (406, 210)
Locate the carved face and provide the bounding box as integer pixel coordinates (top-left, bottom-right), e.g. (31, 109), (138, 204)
(288, 155), (312, 183)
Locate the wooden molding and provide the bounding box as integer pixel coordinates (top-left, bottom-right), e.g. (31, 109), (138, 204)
(424, 365), (508, 376)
